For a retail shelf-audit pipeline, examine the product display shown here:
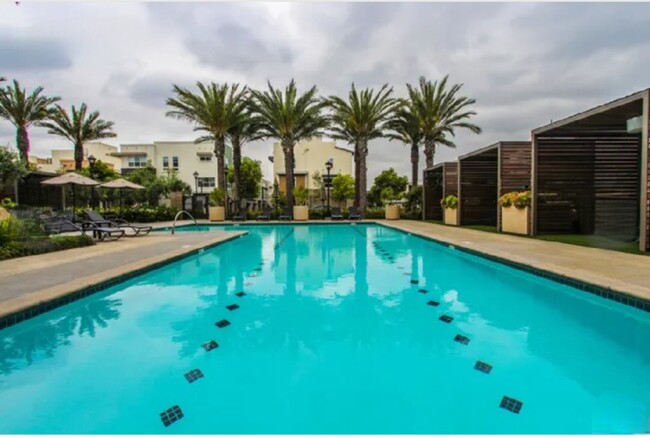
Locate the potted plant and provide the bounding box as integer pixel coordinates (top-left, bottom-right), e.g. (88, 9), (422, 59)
(293, 186), (309, 221)
(209, 188), (226, 222)
(498, 191), (531, 235)
(381, 187), (401, 220)
(440, 195), (459, 225)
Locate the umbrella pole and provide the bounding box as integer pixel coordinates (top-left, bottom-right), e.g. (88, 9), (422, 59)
(73, 185), (76, 218)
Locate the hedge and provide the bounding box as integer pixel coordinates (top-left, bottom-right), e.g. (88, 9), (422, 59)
(0, 235), (95, 261)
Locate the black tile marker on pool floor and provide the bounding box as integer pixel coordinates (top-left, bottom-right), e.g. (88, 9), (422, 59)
(500, 396), (523, 414)
(439, 315), (453, 323)
(235, 292), (246, 297)
(454, 334), (470, 345)
(215, 319), (231, 328)
(474, 361), (492, 374)
(418, 288), (428, 294)
(410, 279), (419, 284)
(184, 368), (204, 383)
(427, 300), (439, 306)
(226, 304), (240, 311)
(160, 405), (184, 427)
(202, 340), (219, 351)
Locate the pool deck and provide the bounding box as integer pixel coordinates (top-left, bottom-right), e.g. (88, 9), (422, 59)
(380, 220), (650, 303)
(0, 227), (246, 321)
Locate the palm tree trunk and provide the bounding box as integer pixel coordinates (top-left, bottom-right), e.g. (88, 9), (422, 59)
(283, 139), (295, 216)
(232, 135), (242, 204)
(214, 137), (227, 214)
(358, 139), (368, 214)
(16, 126), (29, 164)
(354, 144), (360, 207)
(424, 137), (436, 168)
(411, 141), (419, 186)
(74, 141), (84, 171)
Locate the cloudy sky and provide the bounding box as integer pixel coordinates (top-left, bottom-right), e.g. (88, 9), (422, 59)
(1, 2), (649, 184)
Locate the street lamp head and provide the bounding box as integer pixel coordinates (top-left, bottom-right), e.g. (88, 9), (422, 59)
(88, 155), (96, 166)
(325, 158), (333, 170)
(193, 171), (199, 179)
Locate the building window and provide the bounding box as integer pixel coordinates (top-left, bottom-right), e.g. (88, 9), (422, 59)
(199, 155), (212, 162)
(197, 177), (215, 188)
(172, 156), (179, 168)
(162, 156), (169, 168)
(128, 156), (147, 168)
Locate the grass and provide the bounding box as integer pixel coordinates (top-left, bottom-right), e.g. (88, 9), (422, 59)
(423, 220), (647, 256)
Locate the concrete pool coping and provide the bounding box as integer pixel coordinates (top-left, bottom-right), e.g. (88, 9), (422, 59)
(0, 230), (247, 329)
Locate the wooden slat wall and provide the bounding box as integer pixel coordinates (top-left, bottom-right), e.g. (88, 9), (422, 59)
(535, 133), (641, 237)
(646, 102), (650, 250)
(459, 149), (498, 226)
(444, 162), (458, 196)
(423, 167), (443, 220)
(498, 142), (532, 230)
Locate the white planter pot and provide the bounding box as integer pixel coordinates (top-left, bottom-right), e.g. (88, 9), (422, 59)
(209, 206), (225, 222)
(385, 204), (400, 220)
(293, 205), (309, 221)
(501, 206), (529, 235)
(443, 207), (458, 226)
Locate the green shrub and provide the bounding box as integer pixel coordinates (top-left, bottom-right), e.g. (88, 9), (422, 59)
(0, 235), (95, 261)
(1, 197), (16, 209)
(498, 191), (531, 209)
(209, 188), (225, 207)
(364, 207), (385, 219)
(76, 206), (180, 223)
(0, 217), (46, 244)
(292, 186), (309, 206)
(440, 195), (458, 209)
(246, 210), (261, 220)
(401, 209), (423, 220)
(309, 209), (327, 219)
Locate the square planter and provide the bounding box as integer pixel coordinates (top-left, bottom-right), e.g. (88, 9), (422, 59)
(443, 207), (458, 226)
(209, 206), (225, 222)
(293, 206), (309, 221)
(501, 206), (529, 235)
(385, 204), (400, 220)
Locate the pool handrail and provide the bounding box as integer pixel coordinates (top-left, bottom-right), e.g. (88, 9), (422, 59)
(171, 210), (198, 235)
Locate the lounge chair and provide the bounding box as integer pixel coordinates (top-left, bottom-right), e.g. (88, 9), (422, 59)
(231, 205), (248, 222)
(81, 221), (126, 241)
(331, 207), (344, 221)
(41, 215), (83, 234)
(257, 205), (272, 221)
(278, 212), (292, 221)
(348, 206), (362, 220)
(84, 210), (152, 236)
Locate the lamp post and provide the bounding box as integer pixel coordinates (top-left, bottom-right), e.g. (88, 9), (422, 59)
(193, 171), (199, 194)
(88, 154), (97, 208)
(325, 158), (333, 217)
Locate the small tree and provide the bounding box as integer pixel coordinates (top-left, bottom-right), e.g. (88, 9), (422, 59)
(0, 147), (27, 192)
(227, 157), (262, 200)
(368, 168), (408, 207)
(79, 160), (119, 182)
(331, 174), (355, 208)
(209, 188), (225, 207)
(292, 186), (309, 206)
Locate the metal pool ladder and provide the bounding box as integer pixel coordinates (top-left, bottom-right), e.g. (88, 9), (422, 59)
(171, 210), (198, 235)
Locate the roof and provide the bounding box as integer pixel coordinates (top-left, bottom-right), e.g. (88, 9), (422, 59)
(458, 141), (530, 161)
(110, 152), (148, 157)
(276, 171), (309, 176)
(532, 88), (649, 135)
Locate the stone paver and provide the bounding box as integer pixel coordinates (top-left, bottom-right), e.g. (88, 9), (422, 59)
(380, 220), (650, 302)
(0, 230), (245, 318)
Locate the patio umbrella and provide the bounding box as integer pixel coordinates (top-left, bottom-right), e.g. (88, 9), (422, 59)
(41, 172), (99, 212)
(98, 178), (145, 216)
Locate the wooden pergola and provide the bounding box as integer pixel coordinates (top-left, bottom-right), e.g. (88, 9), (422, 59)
(458, 141), (531, 227)
(422, 162), (458, 220)
(531, 89), (650, 251)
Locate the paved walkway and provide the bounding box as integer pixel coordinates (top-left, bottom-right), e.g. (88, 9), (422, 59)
(0, 229), (245, 319)
(380, 220), (650, 302)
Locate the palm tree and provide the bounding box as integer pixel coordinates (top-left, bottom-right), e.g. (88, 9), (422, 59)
(0, 80), (60, 163)
(249, 80), (329, 216)
(227, 106), (263, 204)
(406, 75), (482, 168)
(166, 82), (248, 196)
(386, 106), (422, 186)
(328, 83), (398, 213)
(40, 103), (116, 170)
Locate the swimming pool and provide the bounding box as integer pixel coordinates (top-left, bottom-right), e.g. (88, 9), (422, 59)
(0, 223), (648, 433)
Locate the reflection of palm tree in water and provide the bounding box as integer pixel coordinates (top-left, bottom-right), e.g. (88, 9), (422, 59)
(0, 297), (122, 376)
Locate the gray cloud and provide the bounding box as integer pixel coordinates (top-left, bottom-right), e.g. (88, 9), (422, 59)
(0, 32), (71, 71)
(1, 2), (649, 186)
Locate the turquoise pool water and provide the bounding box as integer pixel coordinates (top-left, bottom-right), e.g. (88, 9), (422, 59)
(0, 224), (648, 433)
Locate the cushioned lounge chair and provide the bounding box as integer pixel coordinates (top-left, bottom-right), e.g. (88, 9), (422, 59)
(348, 206), (362, 220)
(331, 207), (344, 221)
(84, 210), (152, 236)
(231, 205), (248, 222)
(257, 205), (272, 221)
